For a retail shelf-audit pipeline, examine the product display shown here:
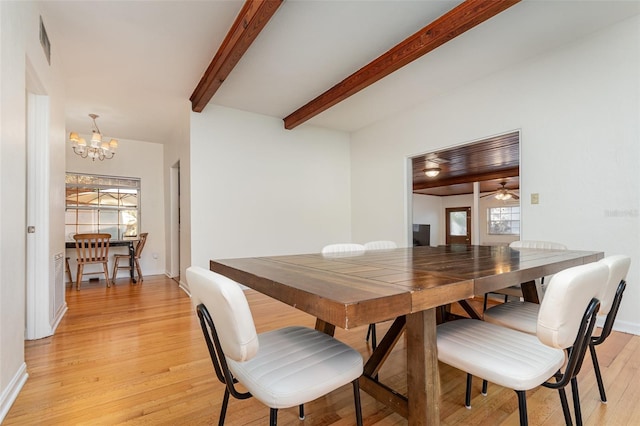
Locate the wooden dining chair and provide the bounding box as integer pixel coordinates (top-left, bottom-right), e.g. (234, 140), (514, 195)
(112, 232), (148, 284)
(438, 261), (608, 426)
(73, 233), (111, 290)
(363, 240), (398, 349)
(186, 266), (363, 426)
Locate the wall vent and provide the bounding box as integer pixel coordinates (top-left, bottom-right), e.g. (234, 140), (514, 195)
(39, 16), (51, 65)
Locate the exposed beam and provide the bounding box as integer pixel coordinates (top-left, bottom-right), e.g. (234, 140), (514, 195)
(283, 0), (521, 129)
(413, 167), (520, 191)
(190, 0), (283, 113)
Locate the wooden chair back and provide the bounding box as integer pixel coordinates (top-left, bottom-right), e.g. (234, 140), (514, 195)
(74, 233), (111, 264)
(134, 232), (149, 259)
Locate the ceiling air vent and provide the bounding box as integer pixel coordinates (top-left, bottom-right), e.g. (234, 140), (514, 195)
(39, 16), (51, 65)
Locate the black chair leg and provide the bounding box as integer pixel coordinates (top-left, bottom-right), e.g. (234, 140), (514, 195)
(558, 387), (573, 426)
(298, 404), (304, 420)
(482, 379), (488, 396)
(589, 343), (607, 403)
(352, 379), (363, 426)
(218, 389), (230, 426)
(465, 374), (472, 408)
(571, 377), (583, 426)
(515, 390), (528, 426)
(366, 324), (377, 350)
(269, 408), (278, 426)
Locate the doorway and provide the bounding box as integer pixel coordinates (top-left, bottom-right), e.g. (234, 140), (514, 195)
(169, 161), (180, 280)
(409, 130), (520, 246)
(445, 207), (471, 244)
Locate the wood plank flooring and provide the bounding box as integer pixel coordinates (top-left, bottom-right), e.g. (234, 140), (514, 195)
(4, 274), (639, 425)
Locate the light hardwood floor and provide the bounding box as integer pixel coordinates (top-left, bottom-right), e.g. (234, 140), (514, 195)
(4, 274), (640, 425)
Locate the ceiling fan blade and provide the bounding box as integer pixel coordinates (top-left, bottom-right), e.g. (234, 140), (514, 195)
(480, 192), (496, 198)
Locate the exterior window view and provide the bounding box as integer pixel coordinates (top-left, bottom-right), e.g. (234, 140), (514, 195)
(65, 173), (140, 241)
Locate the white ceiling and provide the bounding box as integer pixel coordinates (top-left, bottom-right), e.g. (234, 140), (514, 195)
(38, 0), (640, 145)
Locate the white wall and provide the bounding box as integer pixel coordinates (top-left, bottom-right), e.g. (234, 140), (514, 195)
(0, 1), (66, 420)
(189, 105), (352, 270)
(66, 137), (166, 279)
(163, 101), (191, 288)
(412, 194), (440, 246)
(351, 16), (640, 334)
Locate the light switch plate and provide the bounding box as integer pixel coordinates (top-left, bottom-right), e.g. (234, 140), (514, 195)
(531, 193), (539, 204)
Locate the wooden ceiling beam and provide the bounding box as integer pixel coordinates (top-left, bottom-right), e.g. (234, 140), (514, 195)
(413, 167), (520, 191)
(283, 0), (520, 129)
(190, 0), (283, 113)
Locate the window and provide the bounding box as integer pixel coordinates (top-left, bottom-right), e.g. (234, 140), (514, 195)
(65, 173), (140, 241)
(488, 206), (520, 235)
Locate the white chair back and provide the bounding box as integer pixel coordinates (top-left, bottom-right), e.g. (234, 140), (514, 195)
(598, 255), (631, 315)
(322, 243), (365, 255)
(364, 240), (397, 250)
(510, 240), (567, 250)
(187, 266), (259, 362)
(537, 262), (608, 348)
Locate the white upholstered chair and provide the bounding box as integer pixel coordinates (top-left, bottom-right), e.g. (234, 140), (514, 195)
(362, 240), (398, 349)
(363, 240), (397, 250)
(321, 243), (365, 256)
(187, 266), (364, 426)
(484, 255), (631, 404)
(484, 240), (568, 308)
(438, 261), (608, 426)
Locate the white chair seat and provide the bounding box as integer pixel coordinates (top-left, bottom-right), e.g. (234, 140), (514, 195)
(229, 325), (363, 409)
(437, 319), (565, 390)
(483, 301), (539, 335)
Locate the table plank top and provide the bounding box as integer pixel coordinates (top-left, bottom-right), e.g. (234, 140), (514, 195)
(210, 245), (603, 329)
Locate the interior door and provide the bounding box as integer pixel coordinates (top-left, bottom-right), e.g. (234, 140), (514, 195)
(446, 207), (471, 245)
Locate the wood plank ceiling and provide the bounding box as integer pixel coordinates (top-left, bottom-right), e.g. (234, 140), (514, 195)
(412, 131), (520, 197)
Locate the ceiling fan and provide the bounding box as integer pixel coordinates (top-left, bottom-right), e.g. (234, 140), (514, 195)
(481, 182), (520, 200)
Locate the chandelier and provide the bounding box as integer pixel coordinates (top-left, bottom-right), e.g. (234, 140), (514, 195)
(69, 114), (118, 161)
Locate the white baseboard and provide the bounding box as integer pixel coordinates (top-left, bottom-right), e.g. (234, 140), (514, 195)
(0, 362), (28, 423)
(603, 317), (640, 336)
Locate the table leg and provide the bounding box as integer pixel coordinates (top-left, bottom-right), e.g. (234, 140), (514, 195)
(520, 280), (539, 303)
(129, 242), (137, 284)
(406, 308), (440, 425)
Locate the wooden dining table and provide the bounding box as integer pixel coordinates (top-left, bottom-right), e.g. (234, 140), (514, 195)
(210, 245), (603, 425)
(66, 238), (138, 283)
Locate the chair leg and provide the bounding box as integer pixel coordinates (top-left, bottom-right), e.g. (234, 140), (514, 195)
(135, 259), (144, 282)
(103, 262), (111, 288)
(589, 343), (607, 403)
(76, 264), (84, 290)
(515, 390), (528, 426)
(65, 257), (73, 284)
(111, 256), (119, 285)
(352, 379), (363, 426)
(558, 387), (573, 426)
(465, 374), (472, 408)
(571, 377), (583, 426)
(298, 404), (304, 420)
(218, 388), (230, 426)
(269, 408), (278, 426)
(370, 324), (377, 350)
